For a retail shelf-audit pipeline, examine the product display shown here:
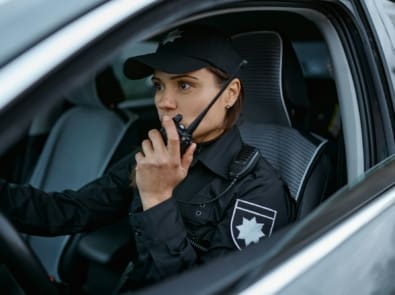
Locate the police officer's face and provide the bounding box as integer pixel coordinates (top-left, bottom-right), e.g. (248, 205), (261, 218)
(152, 68), (240, 143)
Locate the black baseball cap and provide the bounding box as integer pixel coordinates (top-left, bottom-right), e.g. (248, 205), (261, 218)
(124, 25), (244, 79)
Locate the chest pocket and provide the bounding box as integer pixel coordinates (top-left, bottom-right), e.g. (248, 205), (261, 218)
(176, 178), (237, 232)
(179, 202), (215, 227)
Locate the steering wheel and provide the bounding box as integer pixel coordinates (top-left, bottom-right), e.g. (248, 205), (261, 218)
(0, 211), (58, 295)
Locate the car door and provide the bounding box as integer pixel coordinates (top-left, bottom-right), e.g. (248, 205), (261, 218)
(239, 155), (395, 295)
(1, 0), (395, 294)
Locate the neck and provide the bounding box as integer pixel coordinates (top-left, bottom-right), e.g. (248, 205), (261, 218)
(193, 127), (225, 143)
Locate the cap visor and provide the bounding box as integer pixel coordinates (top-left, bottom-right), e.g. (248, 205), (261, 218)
(124, 53), (210, 79)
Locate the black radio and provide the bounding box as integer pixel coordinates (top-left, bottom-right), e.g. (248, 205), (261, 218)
(160, 114), (192, 155)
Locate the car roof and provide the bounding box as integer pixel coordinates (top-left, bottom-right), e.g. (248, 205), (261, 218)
(0, 0), (106, 67)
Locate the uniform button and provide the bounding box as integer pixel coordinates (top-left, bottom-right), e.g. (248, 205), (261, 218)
(195, 210), (202, 216)
(135, 230), (141, 236)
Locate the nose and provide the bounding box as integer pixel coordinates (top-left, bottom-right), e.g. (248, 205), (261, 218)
(155, 90), (177, 111)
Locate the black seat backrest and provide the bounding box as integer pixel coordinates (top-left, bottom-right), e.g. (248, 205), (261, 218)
(238, 123), (329, 214)
(233, 31), (331, 219)
(26, 67), (138, 283)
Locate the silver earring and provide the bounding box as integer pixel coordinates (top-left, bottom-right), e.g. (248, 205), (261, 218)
(226, 105), (232, 109)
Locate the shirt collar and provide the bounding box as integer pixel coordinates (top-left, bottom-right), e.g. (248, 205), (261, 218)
(193, 125), (243, 179)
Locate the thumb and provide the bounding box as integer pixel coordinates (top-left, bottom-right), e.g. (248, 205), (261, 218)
(181, 143), (196, 170)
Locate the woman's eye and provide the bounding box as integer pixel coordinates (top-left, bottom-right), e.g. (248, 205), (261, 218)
(179, 81), (191, 90)
(152, 82), (163, 91)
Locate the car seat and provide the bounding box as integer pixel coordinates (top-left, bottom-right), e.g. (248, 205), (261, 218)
(24, 66), (138, 283)
(232, 31), (332, 220)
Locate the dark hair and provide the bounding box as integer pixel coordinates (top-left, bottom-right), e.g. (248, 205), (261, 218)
(207, 66), (244, 130)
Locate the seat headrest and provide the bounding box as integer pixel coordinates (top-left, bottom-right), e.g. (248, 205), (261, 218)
(232, 31), (310, 127)
(67, 67), (125, 108)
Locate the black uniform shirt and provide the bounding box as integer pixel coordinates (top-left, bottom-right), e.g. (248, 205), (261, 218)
(126, 126), (293, 288)
(0, 125), (293, 290)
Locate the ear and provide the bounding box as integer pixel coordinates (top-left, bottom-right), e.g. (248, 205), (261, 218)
(224, 78), (241, 107)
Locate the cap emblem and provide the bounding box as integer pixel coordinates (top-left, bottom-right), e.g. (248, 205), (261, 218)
(161, 29), (183, 45)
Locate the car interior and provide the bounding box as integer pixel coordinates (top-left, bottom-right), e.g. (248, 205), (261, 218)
(0, 5), (359, 295)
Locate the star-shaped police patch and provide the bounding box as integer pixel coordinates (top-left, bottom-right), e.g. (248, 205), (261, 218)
(230, 199), (277, 250)
(236, 217), (265, 246)
(161, 29), (183, 45)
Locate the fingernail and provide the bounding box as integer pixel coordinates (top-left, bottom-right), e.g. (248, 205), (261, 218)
(163, 115), (169, 121)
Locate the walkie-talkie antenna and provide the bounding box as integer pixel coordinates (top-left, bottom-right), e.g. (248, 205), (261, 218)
(186, 59), (248, 134)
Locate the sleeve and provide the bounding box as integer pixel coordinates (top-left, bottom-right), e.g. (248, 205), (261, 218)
(125, 197), (197, 289)
(123, 159), (293, 290)
(0, 154), (135, 236)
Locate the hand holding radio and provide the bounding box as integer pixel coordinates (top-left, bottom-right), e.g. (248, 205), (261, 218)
(135, 115), (196, 210)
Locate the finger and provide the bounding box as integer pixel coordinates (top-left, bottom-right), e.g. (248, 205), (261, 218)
(141, 139), (153, 157)
(148, 129), (166, 152)
(134, 151), (144, 163)
(162, 115), (180, 156)
(181, 142), (196, 169)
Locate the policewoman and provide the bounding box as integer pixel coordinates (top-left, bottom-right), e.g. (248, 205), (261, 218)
(0, 25), (294, 291)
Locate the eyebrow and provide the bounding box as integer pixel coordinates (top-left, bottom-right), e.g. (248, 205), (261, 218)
(152, 74), (199, 81)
